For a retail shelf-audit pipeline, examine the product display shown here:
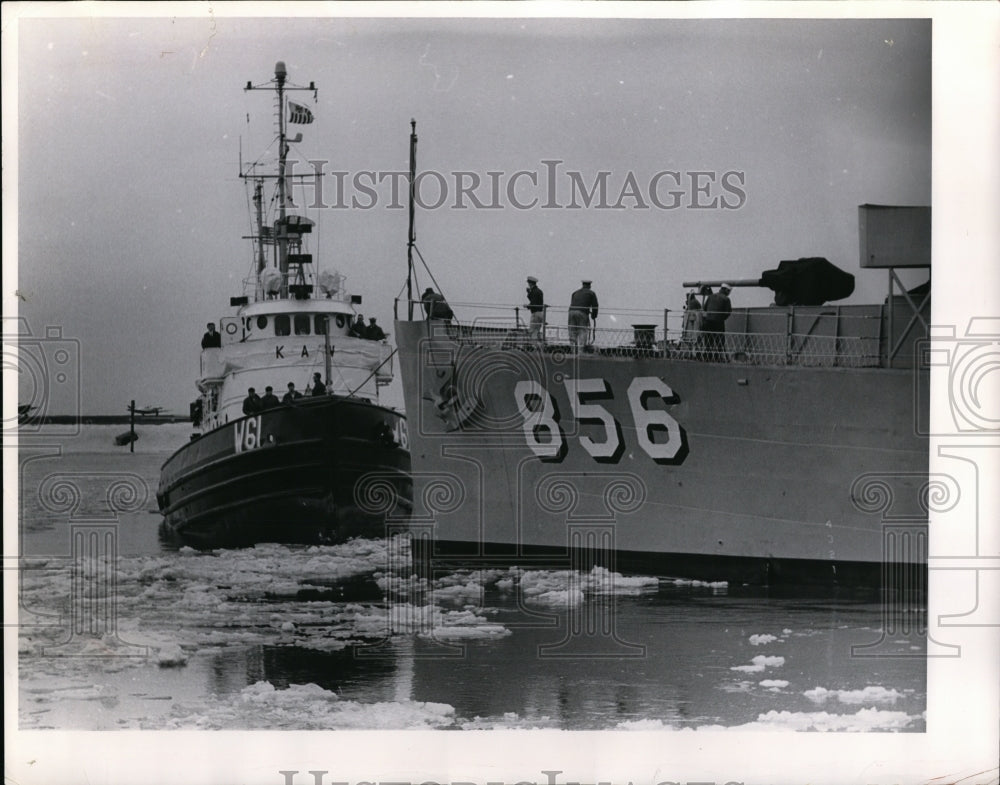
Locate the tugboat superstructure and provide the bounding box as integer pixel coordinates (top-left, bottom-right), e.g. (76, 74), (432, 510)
(157, 62), (411, 547)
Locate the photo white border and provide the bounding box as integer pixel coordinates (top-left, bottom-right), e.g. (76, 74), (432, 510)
(3, 2), (997, 784)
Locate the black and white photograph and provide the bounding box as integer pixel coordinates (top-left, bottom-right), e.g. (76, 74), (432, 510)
(4, 3), (998, 784)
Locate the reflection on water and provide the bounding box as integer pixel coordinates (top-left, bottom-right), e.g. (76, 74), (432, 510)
(16, 436), (927, 731)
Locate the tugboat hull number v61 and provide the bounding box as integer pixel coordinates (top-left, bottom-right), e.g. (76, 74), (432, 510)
(234, 415), (264, 454)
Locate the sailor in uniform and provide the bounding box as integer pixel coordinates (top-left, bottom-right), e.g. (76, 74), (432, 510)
(526, 276), (545, 341)
(568, 279), (599, 351)
(201, 322), (222, 349)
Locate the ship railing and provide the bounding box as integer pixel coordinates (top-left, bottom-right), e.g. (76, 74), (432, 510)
(673, 329), (882, 367)
(410, 303), (880, 367)
(403, 300), (885, 367)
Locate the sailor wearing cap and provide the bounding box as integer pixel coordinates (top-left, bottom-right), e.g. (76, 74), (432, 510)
(242, 387), (262, 415)
(260, 385), (281, 409)
(568, 279), (599, 351)
(421, 287), (454, 322)
(365, 317), (387, 341)
(702, 283), (733, 361)
(525, 276), (545, 341)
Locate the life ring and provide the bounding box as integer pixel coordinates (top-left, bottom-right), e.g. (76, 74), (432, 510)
(225, 322), (238, 335)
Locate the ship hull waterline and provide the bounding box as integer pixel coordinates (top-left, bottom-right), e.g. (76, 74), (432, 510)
(394, 319), (928, 588)
(158, 395), (412, 549)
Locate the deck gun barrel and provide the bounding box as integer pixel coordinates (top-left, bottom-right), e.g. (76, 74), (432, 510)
(681, 278), (762, 289)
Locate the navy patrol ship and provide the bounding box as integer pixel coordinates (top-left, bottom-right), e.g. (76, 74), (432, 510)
(393, 128), (929, 587)
(157, 63), (411, 547)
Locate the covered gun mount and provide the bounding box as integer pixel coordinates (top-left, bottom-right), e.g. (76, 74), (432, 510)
(684, 256), (855, 306)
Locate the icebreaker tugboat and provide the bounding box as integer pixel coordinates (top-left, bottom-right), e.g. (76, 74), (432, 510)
(157, 62), (412, 547)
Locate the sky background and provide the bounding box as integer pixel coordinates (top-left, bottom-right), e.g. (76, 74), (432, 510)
(13, 14), (934, 414)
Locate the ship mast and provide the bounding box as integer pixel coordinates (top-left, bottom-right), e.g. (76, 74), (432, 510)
(244, 61), (317, 301)
(275, 61), (289, 298)
(253, 181), (266, 275)
(407, 119), (417, 320)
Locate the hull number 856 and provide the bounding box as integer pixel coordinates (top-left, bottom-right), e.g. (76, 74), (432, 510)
(514, 376), (686, 465)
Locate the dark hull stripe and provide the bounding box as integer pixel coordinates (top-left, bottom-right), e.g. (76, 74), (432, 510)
(157, 396), (411, 547)
(164, 437), (325, 489)
(417, 539), (926, 592)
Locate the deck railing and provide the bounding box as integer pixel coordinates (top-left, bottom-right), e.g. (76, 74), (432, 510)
(402, 300), (886, 368)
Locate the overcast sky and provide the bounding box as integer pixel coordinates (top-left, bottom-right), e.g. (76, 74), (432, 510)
(6, 12), (942, 414)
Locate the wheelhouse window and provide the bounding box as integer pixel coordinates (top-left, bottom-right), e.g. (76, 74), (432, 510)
(294, 314), (311, 335)
(274, 315), (291, 336)
(314, 315), (328, 335)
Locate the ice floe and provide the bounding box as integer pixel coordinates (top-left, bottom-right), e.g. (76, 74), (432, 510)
(495, 566), (659, 607)
(616, 707), (919, 732)
(804, 685), (903, 705)
(759, 679), (789, 689)
(730, 654), (786, 673)
(749, 633), (778, 645)
(160, 681), (456, 730)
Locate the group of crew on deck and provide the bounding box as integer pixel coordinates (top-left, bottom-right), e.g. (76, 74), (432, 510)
(419, 278), (733, 357)
(241, 373), (327, 415)
(683, 283), (733, 360)
(348, 314), (386, 341)
(201, 316), (387, 348)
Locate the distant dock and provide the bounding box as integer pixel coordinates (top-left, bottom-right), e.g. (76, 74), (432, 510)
(19, 414), (191, 426)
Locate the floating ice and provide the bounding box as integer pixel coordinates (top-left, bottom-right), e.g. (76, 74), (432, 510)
(749, 707), (915, 732)
(749, 633), (778, 646)
(663, 577), (729, 590)
(616, 718), (669, 730)
(155, 645), (188, 668)
(731, 655), (785, 673)
(760, 679), (789, 688)
(495, 566), (658, 607)
(804, 685), (903, 705)
(617, 707), (918, 732)
(162, 681), (456, 729)
(458, 711), (559, 729)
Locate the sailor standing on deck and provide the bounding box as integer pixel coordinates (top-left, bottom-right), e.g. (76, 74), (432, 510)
(421, 288), (454, 322)
(311, 372), (327, 396)
(365, 317), (387, 341)
(702, 283), (733, 361)
(568, 279), (599, 351)
(260, 386), (280, 409)
(525, 276), (545, 341)
(282, 382), (303, 403)
(682, 290), (703, 356)
(201, 322), (222, 349)
(242, 388), (262, 415)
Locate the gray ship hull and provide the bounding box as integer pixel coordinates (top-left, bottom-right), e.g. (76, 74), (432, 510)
(394, 319), (928, 587)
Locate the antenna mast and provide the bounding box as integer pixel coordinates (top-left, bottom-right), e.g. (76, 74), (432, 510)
(243, 61), (317, 301)
(407, 119), (417, 320)
(275, 61), (289, 297)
